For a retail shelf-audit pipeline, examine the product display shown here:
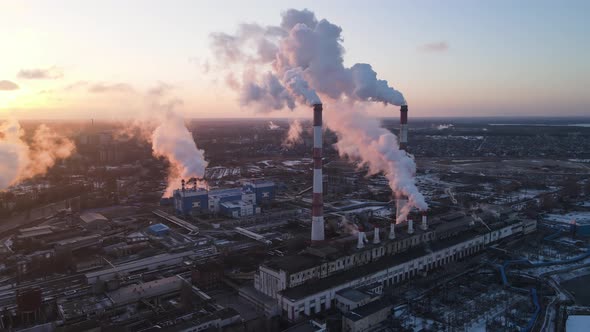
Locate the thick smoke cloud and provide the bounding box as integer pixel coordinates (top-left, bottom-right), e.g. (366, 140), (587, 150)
(152, 109), (208, 197)
(211, 9), (405, 107)
(325, 105), (427, 216)
(117, 83), (208, 197)
(0, 120), (75, 190)
(17, 66), (64, 80)
(211, 9), (425, 216)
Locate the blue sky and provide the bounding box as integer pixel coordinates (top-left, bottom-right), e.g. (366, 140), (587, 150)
(0, 0), (588, 118)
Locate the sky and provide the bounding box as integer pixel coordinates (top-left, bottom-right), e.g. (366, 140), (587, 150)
(0, 0), (589, 120)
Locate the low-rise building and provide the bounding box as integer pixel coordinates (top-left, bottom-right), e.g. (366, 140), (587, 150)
(342, 299), (392, 332)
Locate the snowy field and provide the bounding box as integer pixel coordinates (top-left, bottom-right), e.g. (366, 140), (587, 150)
(545, 212), (590, 225)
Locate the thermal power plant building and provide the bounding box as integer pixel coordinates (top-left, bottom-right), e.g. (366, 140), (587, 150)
(174, 188), (209, 215)
(172, 180), (275, 218)
(243, 180), (276, 205)
(254, 215), (537, 322)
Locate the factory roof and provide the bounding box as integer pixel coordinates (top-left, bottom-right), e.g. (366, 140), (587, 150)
(335, 288), (371, 303)
(175, 188), (208, 197)
(244, 179), (275, 187)
(281, 247), (428, 301)
(80, 212), (108, 224)
(85, 248), (216, 280)
(221, 201), (251, 209)
(107, 276), (183, 306)
(343, 298), (392, 322)
(17, 225), (54, 238)
(148, 223), (170, 233)
(280, 219), (507, 302)
(54, 234), (101, 247)
(264, 254), (320, 273)
(209, 188), (242, 197)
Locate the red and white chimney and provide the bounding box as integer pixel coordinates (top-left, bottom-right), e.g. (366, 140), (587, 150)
(399, 104), (408, 151)
(311, 104), (325, 242)
(396, 104), (410, 229)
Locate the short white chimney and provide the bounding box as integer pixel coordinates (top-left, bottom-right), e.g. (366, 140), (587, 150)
(408, 219), (414, 234)
(357, 231), (365, 249)
(421, 213), (428, 230)
(373, 227), (380, 244)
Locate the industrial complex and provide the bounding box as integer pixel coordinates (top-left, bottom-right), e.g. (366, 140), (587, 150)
(1, 99), (590, 332)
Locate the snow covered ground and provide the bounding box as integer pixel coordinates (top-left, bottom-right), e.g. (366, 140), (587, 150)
(566, 315), (590, 331)
(545, 212), (590, 225)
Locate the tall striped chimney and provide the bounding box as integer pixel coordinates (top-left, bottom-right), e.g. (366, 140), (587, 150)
(311, 103), (325, 242)
(396, 104), (409, 229)
(399, 104), (408, 151)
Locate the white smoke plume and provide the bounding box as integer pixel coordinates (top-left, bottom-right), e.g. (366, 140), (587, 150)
(211, 9), (426, 216)
(211, 9), (405, 108)
(0, 119), (75, 190)
(283, 119), (303, 147)
(268, 121), (280, 130)
(152, 109), (207, 197)
(325, 104), (427, 218)
(119, 83), (208, 197)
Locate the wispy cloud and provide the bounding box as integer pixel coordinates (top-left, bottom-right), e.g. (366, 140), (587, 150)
(418, 41), (449, 53)
(0, 80), (19, 91)
(17, 66), (64, 79)
(88, 82), (134, 94)
(147, 81), (174, 97)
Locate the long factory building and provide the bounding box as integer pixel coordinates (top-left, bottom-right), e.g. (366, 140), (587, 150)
(254, 214), (537, 321)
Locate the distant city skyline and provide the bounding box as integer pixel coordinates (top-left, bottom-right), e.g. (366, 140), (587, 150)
(1, 0), (589, 119)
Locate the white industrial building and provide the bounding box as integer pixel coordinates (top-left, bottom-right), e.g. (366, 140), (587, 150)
(254, 216), (536, 321)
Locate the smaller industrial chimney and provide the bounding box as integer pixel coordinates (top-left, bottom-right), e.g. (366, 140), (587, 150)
(420, 211), (428, 230)
(373, 226), (380, 244)
(357, 227), (366, 249)
(407, 218), (414, 234)
(389, 217), (396, 240)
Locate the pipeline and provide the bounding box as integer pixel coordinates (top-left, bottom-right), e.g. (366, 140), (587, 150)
(521, 288), (541, 332)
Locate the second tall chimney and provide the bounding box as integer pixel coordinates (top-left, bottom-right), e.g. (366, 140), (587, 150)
(396, 104), (409, 230)
(399, 104), (408, 151)
(311, 103), (325, 242)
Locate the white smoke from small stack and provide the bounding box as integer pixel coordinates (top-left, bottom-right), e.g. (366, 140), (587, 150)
(0, 119), (75, 190)
(152, 110), (207, 197)
(325, 104), (427, 219)
(268, 121), (280, 130)
(210, 9), (426, 216)
(115, 83), (208, 197)
(283, 119), (303, 147)
(149, 86), (208, 197)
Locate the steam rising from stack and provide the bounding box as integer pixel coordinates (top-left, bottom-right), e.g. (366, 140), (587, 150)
(0, 120), (75, 190)
(119, 84), (208, 196)
(211, 8), (428, 234)
(152, 111), (208, 197)
(282, 119), (303, 147)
